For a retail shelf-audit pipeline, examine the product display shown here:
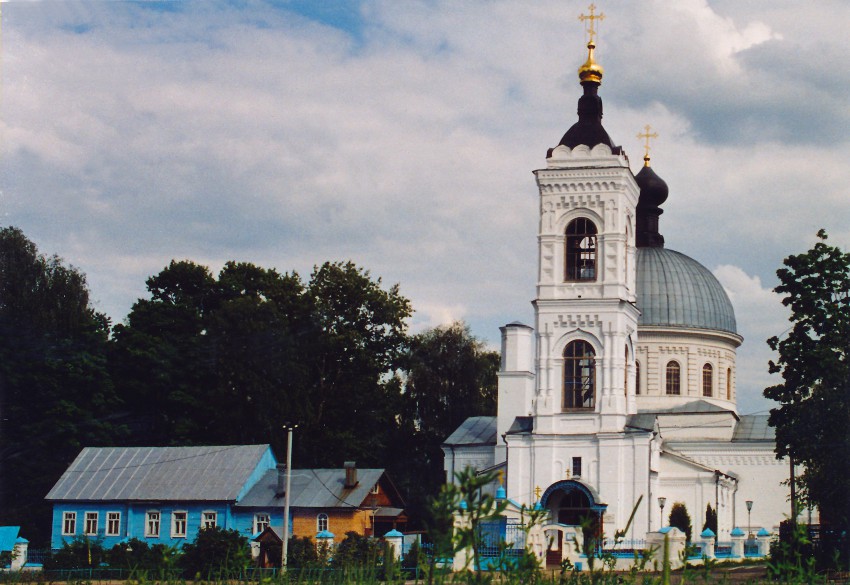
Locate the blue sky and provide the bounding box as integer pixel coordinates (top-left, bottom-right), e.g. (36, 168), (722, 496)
(3, 0), (850, 415)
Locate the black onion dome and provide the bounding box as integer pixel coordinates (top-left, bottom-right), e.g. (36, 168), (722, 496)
(635, 164), (669, 208)
(635, 161), (669, 248)
(555, 41), (619, 152)
(558, 84), (618, 150)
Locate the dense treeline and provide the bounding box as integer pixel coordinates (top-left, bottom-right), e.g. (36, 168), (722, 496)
(0, 227), (497, 545)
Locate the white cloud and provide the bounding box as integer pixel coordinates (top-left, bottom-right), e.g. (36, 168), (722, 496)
(714, 265), (789, 414)
(1, 1), (847, 411)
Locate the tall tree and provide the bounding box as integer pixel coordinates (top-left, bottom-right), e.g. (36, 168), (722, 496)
(111, 259), (411, 470)
(0, 227), (121, 545)
(405, 322), (498, 444)
(765, 229), (850, 561)
(399, 321), (498, 523)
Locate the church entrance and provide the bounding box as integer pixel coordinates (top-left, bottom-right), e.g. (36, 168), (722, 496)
(556, 488), (592, 525)
(540, 480), (607, 556)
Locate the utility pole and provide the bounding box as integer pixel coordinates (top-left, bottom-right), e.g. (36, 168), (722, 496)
(789, 456), (796, 528)
(281, 424), (297, 568)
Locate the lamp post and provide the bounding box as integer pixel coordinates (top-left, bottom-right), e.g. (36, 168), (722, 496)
(281, 424), (297, 568)
(746, 500), (753, 539)
(658, 496), (667, 529)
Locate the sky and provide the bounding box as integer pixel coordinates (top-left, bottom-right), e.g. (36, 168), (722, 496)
(3, 0), (850, 416)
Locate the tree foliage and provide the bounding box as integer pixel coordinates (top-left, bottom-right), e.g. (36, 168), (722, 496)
(44, 538), (107, 570)
(668, 502), (692, 542)
(764, 230), (850, 540)
(179, 527), (250, 577)
(111, 259), (412, 469)
(702, 504), (717, 535)
(3, 226), (505, 543)
(398, 322), (498, 520)
(0, 227), (122, 545)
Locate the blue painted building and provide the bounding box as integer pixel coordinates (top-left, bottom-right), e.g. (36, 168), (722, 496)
(45, 445), (279, 550)
(47, 445), (408, 553)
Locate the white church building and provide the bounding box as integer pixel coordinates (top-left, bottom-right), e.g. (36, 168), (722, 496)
(442, 34), (792, 559)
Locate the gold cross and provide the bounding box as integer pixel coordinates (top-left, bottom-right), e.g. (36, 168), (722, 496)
(579, 4), (605, 44)
(534, 486), (542, 499)
(565, 467), (571, 479)
(497, 470), (505, 486)
(637, 124), (659, 161)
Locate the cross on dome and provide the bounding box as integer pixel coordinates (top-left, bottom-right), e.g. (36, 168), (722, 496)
(578, 4), (605, 45)
(637, 125), (659, 166)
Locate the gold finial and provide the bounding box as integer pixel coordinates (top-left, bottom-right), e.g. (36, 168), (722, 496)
(565, 467), (571, 479)
(579, 4), (605, 45)
(577, 5), (605, 84)
(497, 470), (505, 486)
(637, 125), (659, 167)
(534, 485), (542, 500)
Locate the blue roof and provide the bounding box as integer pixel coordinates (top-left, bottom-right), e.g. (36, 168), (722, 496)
(731, 527), (745, 537)
(700, 528), (716, 538)
(0, 527), (20, 552)
(384, 529), (403, 538)
(636, 247), (737, 334)
(316, 530), (335, 538)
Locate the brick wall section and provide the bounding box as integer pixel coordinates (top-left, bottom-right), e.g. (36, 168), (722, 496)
(291, 509), (373, 542)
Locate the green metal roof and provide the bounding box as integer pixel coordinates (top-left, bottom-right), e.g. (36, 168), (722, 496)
(636, 247), (737, 334)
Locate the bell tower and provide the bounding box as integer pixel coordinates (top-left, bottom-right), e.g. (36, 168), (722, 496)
(532, 28), (639, 435)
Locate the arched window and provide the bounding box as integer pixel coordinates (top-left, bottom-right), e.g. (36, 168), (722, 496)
(726, 368), (732, 400)
(565, 218), (597, 281)
(564, 340), (595, 409)
(665, 361), (681, 395)
(624, 346), (629, 396)
(635, 361), (641, 395)
(702, 364), (713, 397)
(317, 513), (328, 533)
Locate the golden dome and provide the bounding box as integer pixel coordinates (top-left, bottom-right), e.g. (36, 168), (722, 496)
(578, 40), (603, 84)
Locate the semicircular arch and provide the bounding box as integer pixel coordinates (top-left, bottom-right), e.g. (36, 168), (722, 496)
(556, 208), (604, 234)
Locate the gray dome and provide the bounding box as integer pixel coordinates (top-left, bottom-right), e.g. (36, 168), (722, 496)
(635, 247), (737, 334)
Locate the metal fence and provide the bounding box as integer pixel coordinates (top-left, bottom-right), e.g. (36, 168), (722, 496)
(715, 543), (733, 558)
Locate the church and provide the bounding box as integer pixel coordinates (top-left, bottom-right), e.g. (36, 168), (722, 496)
(442, 24), (792, 553)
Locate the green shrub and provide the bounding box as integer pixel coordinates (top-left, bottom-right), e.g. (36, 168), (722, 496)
(668, 502), (693, 542)
(179, 526), (249, 578)
(287, 536), (322, 568)
(44, 537), (106, 570)
(702, 504), (717, 536)
(107, 538), (176, 573)
(331, 531), (381, 569)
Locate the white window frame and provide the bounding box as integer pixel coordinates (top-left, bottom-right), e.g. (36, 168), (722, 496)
(62, 512), (77, 535)
(106, 512), (121, 536)
(171, 510), (188, 538)
(145, 510), (161, 537)
(317, 513), (329, 532)
(370, 483), (379, 495)
(253, 513), (270, 535)
(201, 511), (218, 530)
(84, 511), (99, 535)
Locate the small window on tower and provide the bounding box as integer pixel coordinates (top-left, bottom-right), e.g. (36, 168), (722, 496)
(572, 457), (582, 478)
(702, 363), (713, 397)
(565, 218), (597, 281)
